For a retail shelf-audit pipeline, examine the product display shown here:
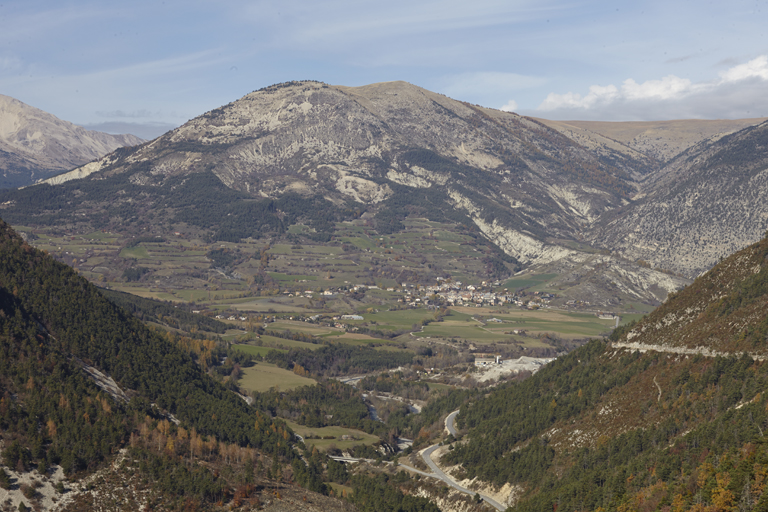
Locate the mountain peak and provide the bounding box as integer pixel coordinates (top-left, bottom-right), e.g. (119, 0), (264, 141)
(0, 94), (144, 188)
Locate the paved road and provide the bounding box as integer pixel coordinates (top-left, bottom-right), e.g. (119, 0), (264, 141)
(417, 409), (506, 511)
(445, 410), (459, 436)
(331, 408), (507, 511)
(330, 456), (438, 479)
(420, 444), (506, 511)
(612, 341), (767, 361)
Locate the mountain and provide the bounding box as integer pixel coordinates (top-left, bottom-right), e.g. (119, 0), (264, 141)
(0, 94), (144, 188)
(1, 80), (765, 305)
(537, 117), (767, 163)
(1, 80), (678, 303)
(442, 233), (768, 511)
(591, 120), (768, 278)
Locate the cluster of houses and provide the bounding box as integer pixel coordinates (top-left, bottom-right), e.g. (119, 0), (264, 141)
(214, 313), (248, 321)
(413, 281), (555, 309)
(276, 278), (558, 310)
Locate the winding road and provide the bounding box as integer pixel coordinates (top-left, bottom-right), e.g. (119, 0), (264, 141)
(445, 410), (459, 436)
(332, 408), (507, 510)
(418, 410), (506, 511)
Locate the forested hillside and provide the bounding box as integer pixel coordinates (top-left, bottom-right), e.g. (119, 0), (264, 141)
(0, 218), (448, 510)
(0, 217), (303, 507)
(443, 234), (768, 512)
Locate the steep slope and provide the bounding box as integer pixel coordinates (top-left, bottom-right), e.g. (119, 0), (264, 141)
(591, 120), (768, 277)
(443, 234), (768, 511)
(0, 94), (143, 188)
(0, 218), (344, 510)
(537, 117), (767, 162)
(30, 80), (649, 259)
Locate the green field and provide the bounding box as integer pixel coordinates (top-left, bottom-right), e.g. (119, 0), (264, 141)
(238, 362), (316, 393)
(258, 335), (323, 351)
(351, 308), (437, 331)
(283, 419), (379, 452)
(119, 246), (150, 259)
(232, 344), (286, 357)
(269, 320), (341, 336)
(416, 321), (509, 342)
(504, 273), (559, 291)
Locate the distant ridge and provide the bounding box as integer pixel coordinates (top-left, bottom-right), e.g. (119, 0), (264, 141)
(0, 94), (144, 188)
(537, 117), (768, 162)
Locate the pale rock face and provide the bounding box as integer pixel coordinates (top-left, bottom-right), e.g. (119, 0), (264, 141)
(19, 80), (768, 304)
(334, 175), (392, 203)
(547, 184), (610, 223)
(0, 94), (143, 187)
(386, 169), (432, 188)
(475, 217), (576, 265)
(42, 160), (107, 185)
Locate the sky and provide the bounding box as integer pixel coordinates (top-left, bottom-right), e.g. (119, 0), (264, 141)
(1, 0), (767, 139)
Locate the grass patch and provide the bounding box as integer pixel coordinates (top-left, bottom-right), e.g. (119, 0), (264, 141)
(283, 420), (379, 452)
(119, 246), (150, 259)
(232, 344), (286, 357)
(426, 382), (455, 391)
(327, 482), (354, 497)
(504, 273), (559, 291)
(619, 313), (647, 325)
(238, 362), (316, 393)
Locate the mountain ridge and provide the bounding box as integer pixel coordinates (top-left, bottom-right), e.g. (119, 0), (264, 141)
(0, 94), (144, 188)
(4, 80), (767, 305)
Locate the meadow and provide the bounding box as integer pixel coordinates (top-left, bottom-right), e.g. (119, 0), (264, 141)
(238, 362), (316, 393)
(282, 420), (380, 452)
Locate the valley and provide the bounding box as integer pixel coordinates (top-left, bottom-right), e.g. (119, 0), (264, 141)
(1, 80), (768, 512)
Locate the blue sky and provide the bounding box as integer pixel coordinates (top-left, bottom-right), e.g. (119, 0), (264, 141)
(2, 0), (767, 139)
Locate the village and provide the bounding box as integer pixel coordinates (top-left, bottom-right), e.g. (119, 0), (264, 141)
(279, 278), (557, 309)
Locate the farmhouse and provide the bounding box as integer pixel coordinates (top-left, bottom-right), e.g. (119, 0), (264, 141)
(474, 354), (502, 366)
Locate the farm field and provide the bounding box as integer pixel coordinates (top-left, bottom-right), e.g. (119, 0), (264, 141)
(256, 335), (324, 351)
(232, 344), (286, 357)
(448, 307), (617, 340)
(282, 420), (379, 452)
(238, 362), (317, 393)
(504, 273), (559, 291)
(13, 215), (642, 370)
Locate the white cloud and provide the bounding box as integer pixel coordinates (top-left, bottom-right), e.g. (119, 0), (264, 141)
(539, 84), (619, 110)
(719, 55), (768, 82)
(501, 100), (518, 112)
(621, 75), (694, 101)
(534, 55), (768, 120)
